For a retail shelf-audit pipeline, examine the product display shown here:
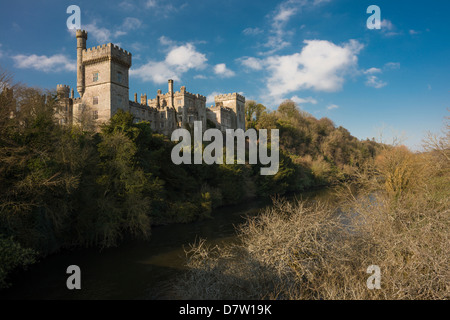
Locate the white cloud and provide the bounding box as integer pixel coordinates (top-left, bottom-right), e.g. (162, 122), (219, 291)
(145, 0), (157, 8)
(265, 39), (363, 97)
(206, 91), (224, 105)
(381, 19), (394, 30)
(119, 1), (135, 10)
(409, 29), (420, 35)
(12, 54), (75, 73)
(262, 0), (331, 54)
(0, 44), (3, 59)
(166, 44), (207, 72)
(238, 57), (264, 71)
(131, 41), (207, 84)
(290, 96), (318, 105)
(363, 63), (398, 88)
(84, 21), (113, 43)
(194, 74), (207, 79)
(384, 62), (400, 70)
(365, 75), (387, 89)
(143, 0), (187, 17)
(273, 6), (298, 24)
(364, 67), (382, 74)
(121, 17), (143, 31)
(159, 36), (176, 47)
(243, 27), (263, 36)
(327, 104), (339, 110)
(130, 61), (180, 83)
(83, 17), (143, 43)
(213, 63), (235, 78)
(380, 19), (401, 36)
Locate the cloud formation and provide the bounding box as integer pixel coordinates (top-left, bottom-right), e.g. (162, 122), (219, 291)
(265, 39), (363, 97)
(238, 57), (263, 71)
(213, 63), (235, 78)
(131, 41), (207, 84)
(262, 0), (332, 54)
(327, 104), (339, 110)
(83, 17), (143, 43)
(242, 27), (263, 36)
(12, 54), (76, 73)
(290, 95), (318, 105)
(206, 91), (224, 105)
(365, 75), (387, 88)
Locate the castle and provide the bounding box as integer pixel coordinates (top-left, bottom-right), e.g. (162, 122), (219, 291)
(56, 30), (245, 135)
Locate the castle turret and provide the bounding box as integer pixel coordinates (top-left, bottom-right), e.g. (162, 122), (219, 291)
(214, 93), (246, 131)
(57, 84), (70, 99)
(141, 94), (147, 106)
(168, 79), (174, 108)
(76, 30), (87, 97)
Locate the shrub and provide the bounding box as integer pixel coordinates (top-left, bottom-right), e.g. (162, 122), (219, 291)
(0, 237), (37, 289)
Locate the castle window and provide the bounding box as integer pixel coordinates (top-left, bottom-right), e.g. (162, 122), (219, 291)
(117, 72), (122, 83)
(93, 72), (99, 82)
(93, 96), (98, 105)
(93, 110), (98, 120)
(177, 99), (182, 105)
(117, 95), (122, 106)
(160, 112), (164, 119)
(160, 122), (164, 128)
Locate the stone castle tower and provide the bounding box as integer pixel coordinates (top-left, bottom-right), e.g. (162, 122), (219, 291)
(75, 29), (131, 123)
(56, 29), (245, 135)
(214, 93), (245, 131)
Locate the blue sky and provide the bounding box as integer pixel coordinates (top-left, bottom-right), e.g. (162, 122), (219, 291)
(0, 0), (449, 149)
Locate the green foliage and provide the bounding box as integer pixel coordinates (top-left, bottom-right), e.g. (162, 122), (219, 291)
(0, 237), (37, 289)
(217, 164), (246, 205)
(0, 74), (385, 289)
(244, 99), (384, 196)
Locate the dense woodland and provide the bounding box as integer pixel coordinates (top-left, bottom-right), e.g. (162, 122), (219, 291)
(1, 70), (386, 289)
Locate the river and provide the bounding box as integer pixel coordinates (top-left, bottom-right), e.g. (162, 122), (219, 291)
(0, 188), (334, 300)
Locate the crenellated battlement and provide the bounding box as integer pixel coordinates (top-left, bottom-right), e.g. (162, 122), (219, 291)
(76, 29), (88, 39)
(173, 89), (206, 101)
(129, 100), (158, 112)
(83, 43), (132, 67)
(214, 92), (245, 102)
(59, 28), (245, 133)
(56, 84), (70, 99)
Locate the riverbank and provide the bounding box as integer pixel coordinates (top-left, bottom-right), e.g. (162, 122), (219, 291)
(0, 190), (331, 299)
(0, 188), (335, 299)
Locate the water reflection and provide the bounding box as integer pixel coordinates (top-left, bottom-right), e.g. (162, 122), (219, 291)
(0, 189), (333, 300)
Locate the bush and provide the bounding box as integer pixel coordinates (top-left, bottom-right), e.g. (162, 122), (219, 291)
(0, 237), (37, 289)
(176, 131), (450, 300)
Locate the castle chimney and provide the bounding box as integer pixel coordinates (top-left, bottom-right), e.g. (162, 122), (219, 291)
(140, 94), (147, 106)
(71, 88), (74, 99)
(134, 93), (137, 103)
(76, 30), (88, 98)
(168, 79), (174, 107)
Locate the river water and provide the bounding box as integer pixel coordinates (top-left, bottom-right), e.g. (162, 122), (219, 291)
(0, 189), (334, 300)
